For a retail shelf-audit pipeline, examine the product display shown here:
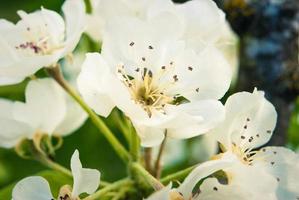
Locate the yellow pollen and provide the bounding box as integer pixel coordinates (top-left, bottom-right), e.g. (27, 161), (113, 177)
(117, 66), (175, 117)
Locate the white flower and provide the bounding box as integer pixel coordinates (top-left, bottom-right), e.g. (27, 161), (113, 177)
(0, 0), (85, 86)
(86, 0), (238, 85)
(78, 14), (231, 146)
(0, 78), (87, 148)
(85, 0), (175, 42)
(205, 89), (299, 199)
(12, 150), (101, 200)
(86, 0), (233, 51)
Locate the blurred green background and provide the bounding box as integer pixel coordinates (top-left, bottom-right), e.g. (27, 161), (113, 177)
(0, 0), (298, 199)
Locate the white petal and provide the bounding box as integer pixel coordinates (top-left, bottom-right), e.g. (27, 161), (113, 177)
(61, 0), (86, 55)
(170, 47), (232, 101)
(253, 146), (299, 200)
(12, 176), (53, 200)
(54, 94), (87, 136)
(134, 123), (166, 147)
(102, 14), (183, 71)
(0, 118), (33, 148)
(177, 0), (225, 47)
(0, 98), (33, 148)
(165, 100), (225, 139)
(215, 21), (239, 84)
(85, 14), (105, 42)
(194, 177), (250, 200)
(0, 76), (25, 85)
(13, 78), (66, 134)
(71, 150), (101, 197)
(0, 20), (19, 67)
(0, 98), (14, 118)
(77, 53), (115, 117)
(195, 155), (277, 200)
(146, 0), (176, 19)
(213, 89), (277, 151)
(177, 153), (237, 198)
(30, 8), (65, 44)
(145, 184), (172, 200)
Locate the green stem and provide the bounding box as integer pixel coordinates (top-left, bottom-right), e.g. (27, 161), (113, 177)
(131, 162), (164, 191)
(100, 181), (111, 188)
(83, 179), (132, 200)
(112, 111), (130, 142)
(130, 124), (140, 162)
(84, 0), (92, 13)
(46, 66), (130, 162)
(37, 155), (72, 177)
(160, 165), (196, 185)
(111, 186), (131, 200)
(153, 130), (167, 178)
(144, 148), (153, 173)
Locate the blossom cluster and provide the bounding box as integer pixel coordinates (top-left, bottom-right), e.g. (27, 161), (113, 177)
(0, 0), (298, 200)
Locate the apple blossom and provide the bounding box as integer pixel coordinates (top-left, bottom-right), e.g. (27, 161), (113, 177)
(86, 0), (238, 73)
(205, 89), (299, 199)
(78, 14), (231, 147)
(85, 0), (176, 42)
(0, 0), (85, 85)
(0, 78), (86, 148)
(12, 150), (101, 200)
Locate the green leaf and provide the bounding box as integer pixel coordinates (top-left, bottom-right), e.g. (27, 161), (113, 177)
(0, 170), (72, 199)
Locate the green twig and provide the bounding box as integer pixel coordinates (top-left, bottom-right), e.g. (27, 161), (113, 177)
(144, 148), (153, 173)
(153, 130), (167, 178)
(36, 155), (72, 177)
(160, 165), (196, 185)
(46, 66), (130, 162)
(130, 124), (140, 162)
(131, 162), (164, 191)
(84, 0), (92, 13)
(83, 179), (133, 200)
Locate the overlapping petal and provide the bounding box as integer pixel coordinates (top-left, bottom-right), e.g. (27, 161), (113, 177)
(71, 150), (101, 197)
(252, 147), (299, 200)
(212, 89), (277, 151)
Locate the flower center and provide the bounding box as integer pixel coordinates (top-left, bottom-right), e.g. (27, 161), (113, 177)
(117, 65), (179, 117)
(15, 25), (64, 56)
(231, 143), (256, 165)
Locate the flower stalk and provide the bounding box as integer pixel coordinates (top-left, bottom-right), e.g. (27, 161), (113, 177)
(153, 130), (167, 178)
(36, 154), (72, 177)
(160, 165), (196, 185)
(144, 148), (153, 173)
(130, 124), (140, 162)
(131, 162), (164, 191)
(46, 65), (130, 162)
(83, 179), (133, 200)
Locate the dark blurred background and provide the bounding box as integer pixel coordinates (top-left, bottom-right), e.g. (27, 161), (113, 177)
(0, 0), (298, 198)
